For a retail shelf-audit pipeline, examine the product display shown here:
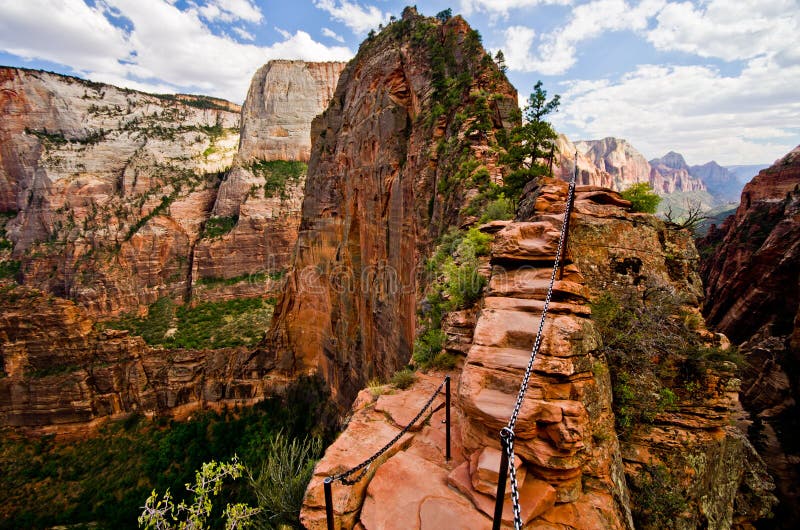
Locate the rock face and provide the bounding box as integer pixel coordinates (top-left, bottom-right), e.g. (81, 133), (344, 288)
(302, 179), (774, 528)
(0, 63), (343, 315)
(237, 60), (347, 163)
(576, 137), (651, 189)
(698, 145), (800, 526)
(554, 134), (614, 188)
(0, 284), (277, 433)
(266, 8), (519, 404)
(192, 61), (345, 295)
(0, 67), (239, 314)
(691, 160), (742, 204)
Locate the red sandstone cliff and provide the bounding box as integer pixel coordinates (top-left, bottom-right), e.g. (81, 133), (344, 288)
(0, 63), (343, 314)
(698, 145), (800, 526)
(265, 8), (519, 404)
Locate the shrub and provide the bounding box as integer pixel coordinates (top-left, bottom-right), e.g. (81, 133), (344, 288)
(204, 215), (238, 238)
(480, 194), (514, 223)
(139, 457), (258, 530)
(629, 464), (688, 528)
(249, 160), (307, 199)
(391, 369), (417, 390)
(621, 182), (661, 213)
(246, 433), (321, 529)
(367, 378), (387, 397)
(413, 328), (447, 367)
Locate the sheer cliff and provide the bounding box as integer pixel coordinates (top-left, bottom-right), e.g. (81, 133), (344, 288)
(698, 145), (800, 526)
(265, 8), (519, 404)
(0, 63), (343, 315)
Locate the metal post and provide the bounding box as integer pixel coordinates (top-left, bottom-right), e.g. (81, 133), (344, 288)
(324, 477), (335, 530)
(492, 429), (512, 530)
(445, 375), (451, 461)
(558, 152), (578, 280)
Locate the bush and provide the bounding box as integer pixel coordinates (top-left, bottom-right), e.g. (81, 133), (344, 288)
(139, 457), (258, 530)
(249, 160), (307, 199)
(480, 195), (514, 223)
(413, 328), (446, 367)
(246, 433), (321, 529)
(391, 369), (417, 390)
(204, 215), (238, 238)
(621, 182), (661, 213)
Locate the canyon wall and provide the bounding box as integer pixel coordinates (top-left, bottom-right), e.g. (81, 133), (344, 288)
(0, 283), (279, 434)
(266, 8), (519, 404)
(698, 145), (800, 526)
(0, 63), (344, 315)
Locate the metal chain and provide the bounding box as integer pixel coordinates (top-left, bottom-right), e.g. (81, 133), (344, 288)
(505, 161), (579, 529)
(329, 376), (448, 486)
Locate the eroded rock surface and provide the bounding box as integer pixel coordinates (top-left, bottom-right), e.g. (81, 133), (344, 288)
(698, 145), (800, 527)
(266, 9), (519, 405)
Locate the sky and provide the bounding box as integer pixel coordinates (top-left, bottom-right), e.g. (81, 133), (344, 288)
(0, 0), (798, 166)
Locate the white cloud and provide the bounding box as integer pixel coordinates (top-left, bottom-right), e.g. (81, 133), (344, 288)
(460, 0), (572, 17)
(647, 0), (799, 63)
(322, 27), (345, 43)
(503, 0), (665, 74)
(0, 0), (353, 103)
(197, 0), (263, 23)
(232, 26), (255, 41)
(556, 58), (800, 164)
(314, 0), (388, 34)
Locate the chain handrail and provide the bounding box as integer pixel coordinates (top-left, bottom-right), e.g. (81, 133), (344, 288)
(496, 156), (579, 530)
(327, 375), (449, 486)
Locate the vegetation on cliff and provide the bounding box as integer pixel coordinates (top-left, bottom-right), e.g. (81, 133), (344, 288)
(0, 375), (337, 530)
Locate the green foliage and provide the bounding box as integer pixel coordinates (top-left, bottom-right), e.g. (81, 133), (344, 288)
(501, 81), (560, 201)
(25, 127), (67, 145)
(139, 457), (258, 530)
(195, 270), (284, 288)
(479, 194), (514, 223)
(591, 286), (741, 437)
(621, 182), (661, 213)
(629, 464), (688, 528)
(0, 374), (339, 530)
(0, 260), (20, 280)
(246, 433), (321, 529)
(390, 369), (417, 390)
(413, 328), (447, 367)
(204, 215), (238, 238)
(435, 8), (452, 22)
(101, 297), (275, 349)
(249, 160), (306, 199)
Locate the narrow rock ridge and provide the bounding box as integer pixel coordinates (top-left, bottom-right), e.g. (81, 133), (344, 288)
(302, 180), (775, 529)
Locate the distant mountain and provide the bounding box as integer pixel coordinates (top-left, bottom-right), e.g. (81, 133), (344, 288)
(691, 161), (743, 203)
(726, 164), (770, 183)
(649, 151), (707, 193)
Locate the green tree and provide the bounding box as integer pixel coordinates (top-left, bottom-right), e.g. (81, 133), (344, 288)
(621, 182), (661, 213)
(494, 50), (507, 73)
(502, 81), (560, 200)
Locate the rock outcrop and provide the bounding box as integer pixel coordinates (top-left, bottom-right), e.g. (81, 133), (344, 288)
(0, 283), (278, 434)
(553, 134), (614, 188)
(301, 179), (774, 528)
(698, 145), (800, 526)
(266, 8), (519, 404)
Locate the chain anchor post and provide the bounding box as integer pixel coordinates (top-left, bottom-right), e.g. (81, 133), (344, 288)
(324, 477), (335, 530)
(492, 428), (513, 530)
(445, 375), (451, 461)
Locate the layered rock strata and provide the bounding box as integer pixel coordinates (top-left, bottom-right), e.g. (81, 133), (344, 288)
(0, 63), (344, 315)
(302, 179), (775, 529)
(698, 145), (800, 526)
(192, 61), (345, 296)
(0, 284), (278, 433)
(266, 8), (519, 404)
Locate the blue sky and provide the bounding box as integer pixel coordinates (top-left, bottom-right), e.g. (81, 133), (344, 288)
(0, 0), (798, 166)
